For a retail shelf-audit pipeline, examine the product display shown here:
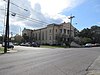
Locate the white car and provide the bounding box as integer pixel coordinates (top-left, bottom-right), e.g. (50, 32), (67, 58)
(85, 43), (94, 47)
(20, 43), (30, 46)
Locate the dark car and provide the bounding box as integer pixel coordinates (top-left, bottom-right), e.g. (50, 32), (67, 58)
(2, 42), (14, 48)
(31, 42), (40, 47)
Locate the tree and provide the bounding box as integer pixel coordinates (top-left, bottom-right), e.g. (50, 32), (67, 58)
(90, 26), (100, 43)
(78, 28), (91, 38)
(82, 37), (92, 44)
(78, 25), (100, 44)
(14, 34), (23, 43)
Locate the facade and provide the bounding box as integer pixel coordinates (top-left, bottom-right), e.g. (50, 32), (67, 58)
(22, 22), (78, 45)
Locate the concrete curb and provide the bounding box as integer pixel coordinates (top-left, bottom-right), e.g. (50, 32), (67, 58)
(87, 56), (100, 75)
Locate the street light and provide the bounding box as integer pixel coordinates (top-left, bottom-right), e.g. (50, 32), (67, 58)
(68, 15), (75, 47)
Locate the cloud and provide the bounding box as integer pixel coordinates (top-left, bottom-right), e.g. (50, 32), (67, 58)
(23, 3), (63, 28)
(27, 0), (86, 25)
(0, 0), (85, 35)
(29, 0), (85, 15)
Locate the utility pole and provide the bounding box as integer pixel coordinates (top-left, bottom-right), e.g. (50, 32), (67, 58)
(4, 0), (10, 53)
(68, 15), (75, 47)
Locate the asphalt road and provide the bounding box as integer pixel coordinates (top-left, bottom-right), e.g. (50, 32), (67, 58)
(0, 46), (100, 75)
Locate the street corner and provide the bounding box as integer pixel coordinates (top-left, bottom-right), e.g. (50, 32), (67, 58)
(87, 70), (100, 75)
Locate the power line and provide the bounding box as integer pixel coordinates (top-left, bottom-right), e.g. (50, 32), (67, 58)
(0, 9), (49, 25)
(2, 1), (56, 25)
(3, 1), (51, 24)
(3, 0), (44, 19)
(0, 9), (48, 29)
(10, 11), (49, 24)
(7, 1), (45, 19)
(10, 2), (28, 11)
(16, 14), (46, 25)
(3, 0), (28, 11)
(3, 0), (59, 24)
(1, 0), (55, 27)
(9, 1), (44, 16)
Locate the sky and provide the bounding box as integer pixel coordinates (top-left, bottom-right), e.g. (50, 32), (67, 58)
(0, 0), (100, 36)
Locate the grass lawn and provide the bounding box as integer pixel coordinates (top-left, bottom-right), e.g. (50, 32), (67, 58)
(0, 47), (4, 53)
(40, 45), (67, 48)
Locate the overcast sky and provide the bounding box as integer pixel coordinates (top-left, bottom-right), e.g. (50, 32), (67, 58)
(0, 0), (100, 36)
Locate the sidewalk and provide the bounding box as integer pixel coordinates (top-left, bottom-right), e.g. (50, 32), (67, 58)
(87, 56), (100, 75)
(7, 49), (17, 53)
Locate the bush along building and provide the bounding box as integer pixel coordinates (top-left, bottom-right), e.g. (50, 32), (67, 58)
(22, 22), (79, 45)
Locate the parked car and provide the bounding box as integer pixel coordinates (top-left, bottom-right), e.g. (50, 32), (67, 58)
(20, 43), (25, 46)
(2, 42), (14, 48)
(20, 43), (30, 46)
(94, 43), (100, 47)
(13, 43), (19, 46)
(85, 43), (94, 47)
(31, 42), (40, 47)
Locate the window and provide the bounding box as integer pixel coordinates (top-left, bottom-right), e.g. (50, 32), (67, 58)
(64, 29), (66, 33)
(67, 30), (72, 34)
(67, 30), (70, 34)
(55, 35), (57, 40)
(46, 31), (47, 40)
(39, 33), (40, 40)
(60, 29), (62, 33)
(36, 33), (37, 40)
(42, 32), (44, 40)
(49, 36), (51, 40)
(56, 29), (57, 32)
(50, 29), (51, 33)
